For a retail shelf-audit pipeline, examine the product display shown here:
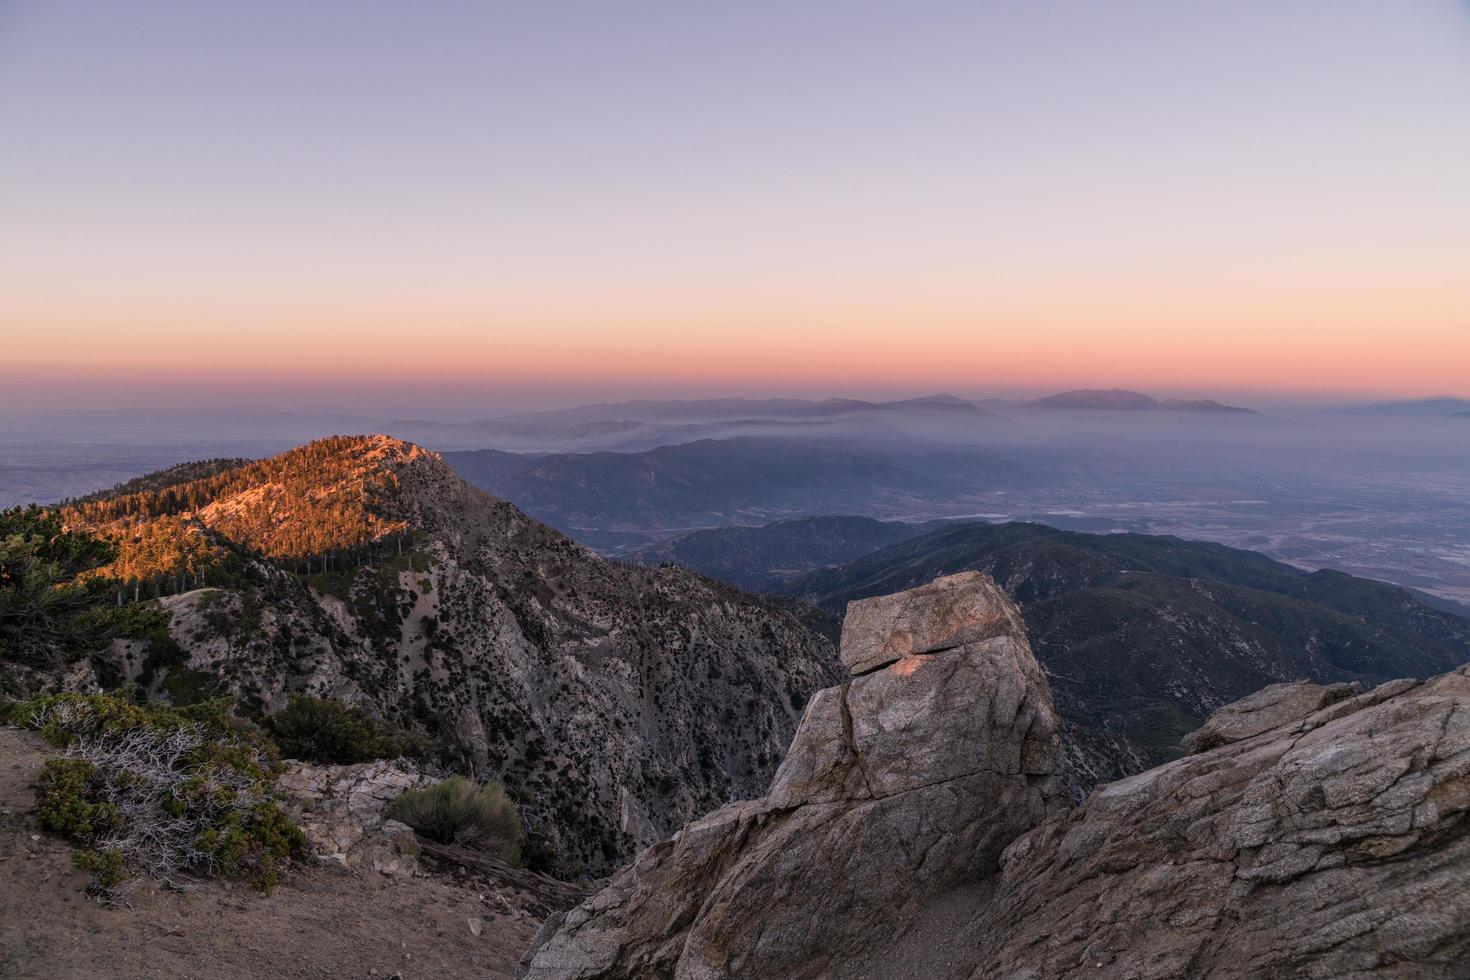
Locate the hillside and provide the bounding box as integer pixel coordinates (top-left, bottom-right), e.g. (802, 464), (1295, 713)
(25, 436), (840, 872)
(782, 521), (1470, 787)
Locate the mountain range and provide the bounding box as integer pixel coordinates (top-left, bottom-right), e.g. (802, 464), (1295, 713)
(11, 431), (1470, 860)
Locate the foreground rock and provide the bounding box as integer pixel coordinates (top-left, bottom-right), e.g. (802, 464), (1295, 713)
(521, 572), (1066, 978)
(522, 574), (1470, 979)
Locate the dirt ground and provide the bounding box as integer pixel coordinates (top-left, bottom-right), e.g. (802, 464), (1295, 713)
(0, 726), (544, 980)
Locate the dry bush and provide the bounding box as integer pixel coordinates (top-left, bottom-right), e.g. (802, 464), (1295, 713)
(12, 694), (302, 899)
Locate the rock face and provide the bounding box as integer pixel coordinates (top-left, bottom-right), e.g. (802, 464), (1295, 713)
(970, 669), (1470, 978)
(522, 574), (1470, 979)
(520, 571), (1066, 978)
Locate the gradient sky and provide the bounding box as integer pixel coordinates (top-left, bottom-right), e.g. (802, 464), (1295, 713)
(2, 1), (1468, 409)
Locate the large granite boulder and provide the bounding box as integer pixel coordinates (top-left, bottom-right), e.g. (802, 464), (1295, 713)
(521, 574), (1470, 979)
(520, 571), (1065, 978)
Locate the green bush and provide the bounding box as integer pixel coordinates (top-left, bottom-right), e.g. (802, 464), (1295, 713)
(74, 847), (126, 887)
(265, 694), (429, 764)
(35, 759), (117, 838)
(388, 776), (523, 861)
(11, 692), (302, 895)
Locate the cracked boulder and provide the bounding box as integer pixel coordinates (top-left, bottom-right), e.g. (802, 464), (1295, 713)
(519, 571), (1065, 979)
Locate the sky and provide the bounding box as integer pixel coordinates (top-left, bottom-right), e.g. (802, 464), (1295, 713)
(1, 0), (1468, 412)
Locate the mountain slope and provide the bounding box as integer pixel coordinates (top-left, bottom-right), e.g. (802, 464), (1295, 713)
(50, 436), (840, 871)
(782, 521), (1470, 786)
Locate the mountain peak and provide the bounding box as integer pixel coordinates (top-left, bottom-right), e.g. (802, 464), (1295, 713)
(1029, 388), (1159, 410)
(62, 434), (453, 576)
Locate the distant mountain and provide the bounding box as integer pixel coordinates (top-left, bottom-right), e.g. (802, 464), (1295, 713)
(435, 394), (1007, 455)
(1157, 397), (1255, 413)
(778, 521), (1470, 788)
(484, 394), (991, 425)
(1027, 388), (1256, 413)
(1454, 410), (1470, 419)
(443, 438), (1020, 548)
(1029, 387), (1258, 411)
(33, 436), (839, 871)
(1029, 388), (1159, 410)
(1340, 396), (1470, 416)
(631, 516), (936, 590)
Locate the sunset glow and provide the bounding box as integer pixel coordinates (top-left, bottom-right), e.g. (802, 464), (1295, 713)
(2, 1), (1468, 405)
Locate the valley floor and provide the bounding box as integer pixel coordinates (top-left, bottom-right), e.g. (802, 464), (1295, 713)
(0, 727), (542, 980)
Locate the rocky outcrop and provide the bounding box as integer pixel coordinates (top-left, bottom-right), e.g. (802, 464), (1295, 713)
(520, 572), (1065, 978)
(275, 758), (430, 877)
(968, 668), (1470, 978)
(522, 574), (1470, 979)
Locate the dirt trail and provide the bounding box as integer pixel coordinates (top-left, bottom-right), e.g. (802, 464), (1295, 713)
(0, 726), (542, 980)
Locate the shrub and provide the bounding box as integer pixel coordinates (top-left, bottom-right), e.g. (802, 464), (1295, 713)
(265, 695), (430, 764)
(388, 776), (522, 861)
(36, 758), (117, 838)
(12, 692), (302, 896)
(520, 827), (564, 876)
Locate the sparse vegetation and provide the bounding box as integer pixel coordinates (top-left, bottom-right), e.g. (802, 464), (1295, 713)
(388, 776), (522, 862)
(7, 693), (303, 896)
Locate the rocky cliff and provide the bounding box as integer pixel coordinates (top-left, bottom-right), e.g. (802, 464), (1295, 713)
(521, 572), (1470, 979)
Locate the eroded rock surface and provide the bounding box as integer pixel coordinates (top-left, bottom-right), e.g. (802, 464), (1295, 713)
(522, 573), (1470, 980)
(1179, 678), (1360, 753)
(970, 668), (1470, 977)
